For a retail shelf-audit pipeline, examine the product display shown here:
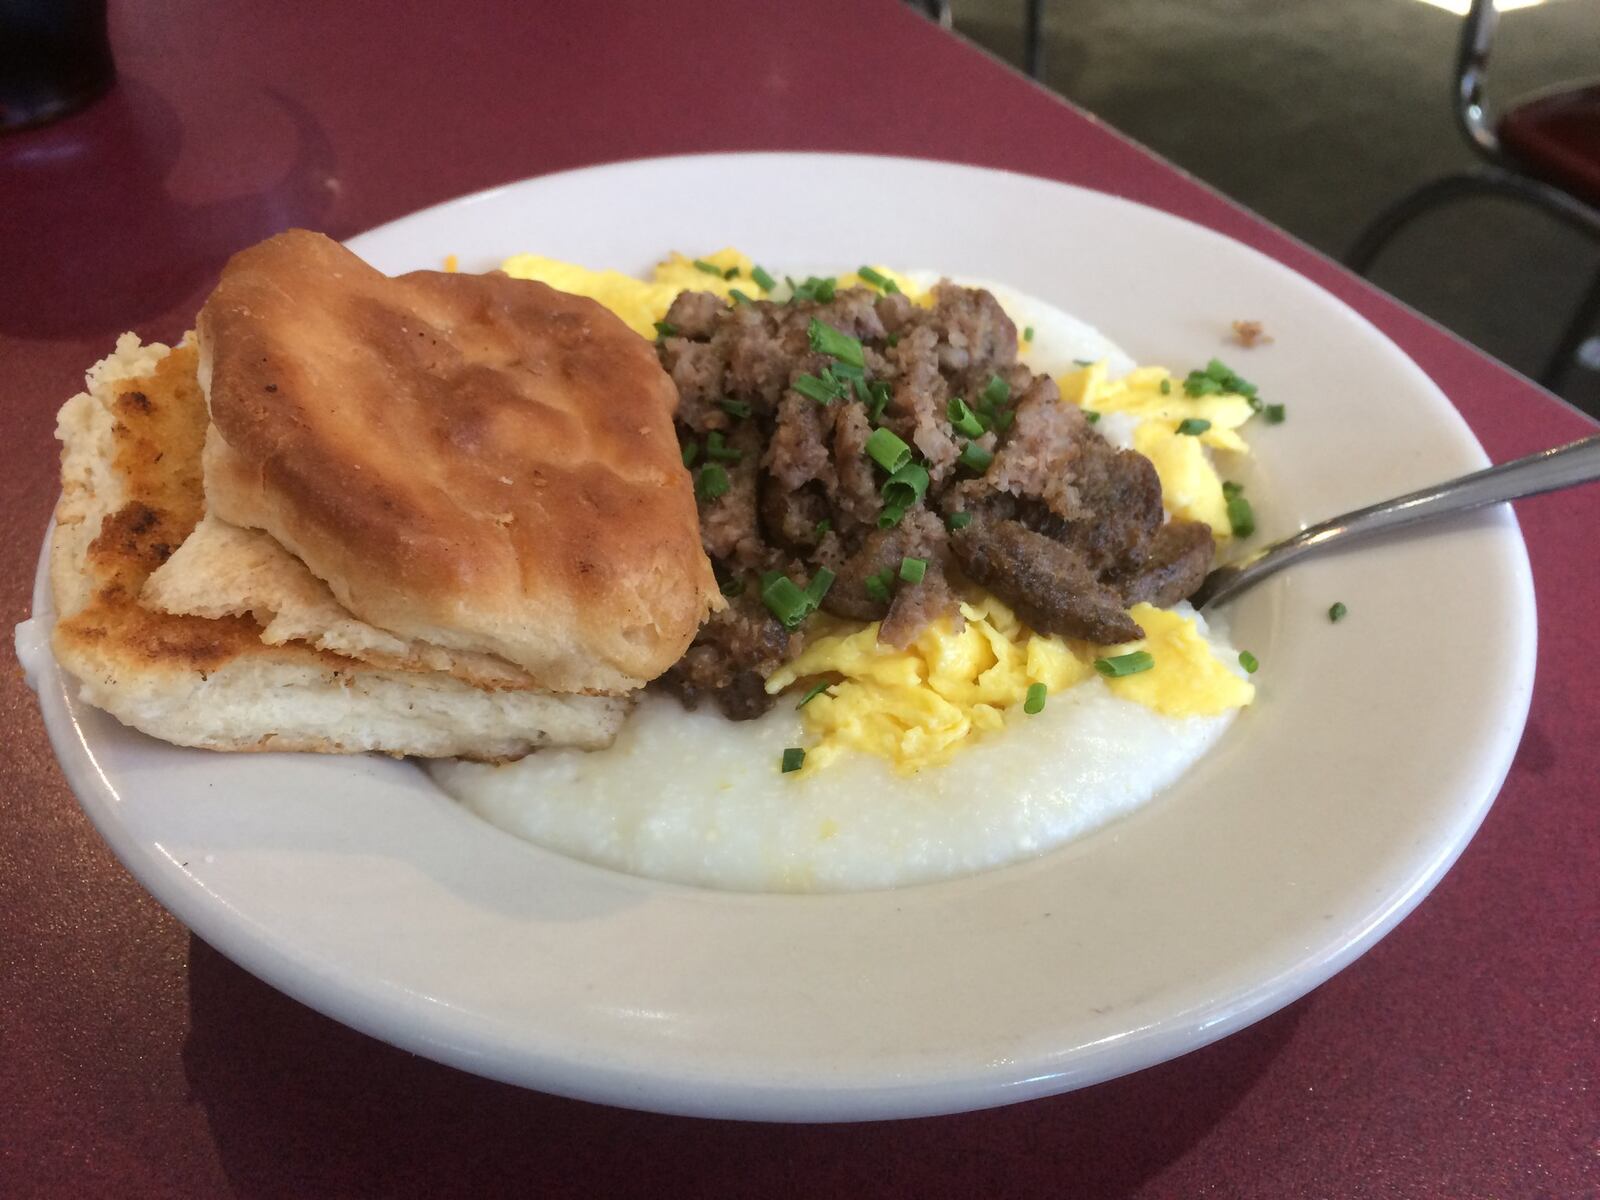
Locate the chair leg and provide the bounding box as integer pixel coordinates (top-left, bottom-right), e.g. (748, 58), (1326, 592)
(1025, 0), (1044, 79)
(1539, 261), (1600, 392)
(1345, 174), (1490, 275)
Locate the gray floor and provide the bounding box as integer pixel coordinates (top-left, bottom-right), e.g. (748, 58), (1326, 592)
(953, 0), (1600, 417)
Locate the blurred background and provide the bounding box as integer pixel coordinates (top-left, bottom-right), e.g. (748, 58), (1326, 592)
(946, 0), (1600, 418)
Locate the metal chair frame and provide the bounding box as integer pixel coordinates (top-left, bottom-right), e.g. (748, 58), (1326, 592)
(1345, 0), (1600, 390)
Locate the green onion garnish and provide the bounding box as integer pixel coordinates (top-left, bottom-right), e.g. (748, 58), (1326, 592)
(814, 518), (831, 539)
(692, 258), (723, 276)
(959, 441), (994, 473)
(947, 511), (973, 531)
(864, 569), (895, 603)
(797, 681), (834, 708)
(781, 747), (806, 773)
(704, 431), (742, 462)
(826, 360), (865, 381)
(1175, 418), (1212, 436)
(762, 575), (812, 629)
(790, 276), (837, 304)
(805, 567), (836, 605)
(1073, 358), (1095, 367)
(793, 373), (841, 405)
(718, 398), (751, 419)
(948, 396), (985, 438)
(1094, 650), (1155, 678)
(982, 375), (1011, 406)
(718, 573), (744, 598)
(1265, 403), (1286, 424)
(1239, 650), (1259, 674)
(1183, 357), (1258, 401)
(865, 380), (892, 420)
(696, 464), (730, 501)
(1226, 492), (1256, 538)
(1328, 602), (1348, 623)
(991, 408), (1015, 432)
(654, 320), (678, 339)
(857, 265), (900, 293)
(1084, 410), (1101, 424)
(1023, 682), (1047, 714)
(881, 462), (930, 511)
(729, 288), (753, 306)
(681, 441), (700, 468)
(807, 319), (865, 368)
(1159, 378), (1172, 395)
(724, 266), (740, 280)
(1023, 326), (1034, 342)
(899, 556), (927, 584)
(886, 332), (900, 348)
(876, 504), (907, 529)
(865, 427), (912, 473)
(751, 265), (777, 292)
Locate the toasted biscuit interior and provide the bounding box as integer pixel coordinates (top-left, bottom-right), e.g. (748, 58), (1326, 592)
(49, 335), (625, 758)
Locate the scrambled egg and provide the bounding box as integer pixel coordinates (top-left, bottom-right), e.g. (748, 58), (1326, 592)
(766, 594), (1090, 773)
(495, 248), (1258, 774)
(500, 249), (924, 339)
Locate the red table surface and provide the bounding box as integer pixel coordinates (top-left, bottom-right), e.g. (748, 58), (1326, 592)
(2, 2), (1596, 1196)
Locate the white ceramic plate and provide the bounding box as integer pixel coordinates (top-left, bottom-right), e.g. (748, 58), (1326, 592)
(18, 155), (1536, 1121)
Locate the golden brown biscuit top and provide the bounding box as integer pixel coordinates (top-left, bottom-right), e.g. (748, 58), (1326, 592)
(197, 230), (718, 693)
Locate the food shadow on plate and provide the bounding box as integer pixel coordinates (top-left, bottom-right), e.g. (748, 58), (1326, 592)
(181, 932), (1305, 1198)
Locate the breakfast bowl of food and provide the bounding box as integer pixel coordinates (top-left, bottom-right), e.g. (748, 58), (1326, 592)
(12, 154), (1535, 1121)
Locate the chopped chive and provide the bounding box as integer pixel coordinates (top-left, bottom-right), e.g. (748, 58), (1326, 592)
(991, 407), (1015, 432)
(866, 380), (892, 420)
(704, 431), (742, 462)
(881, 462), (930, 511)
(814, 518), (831, 539)
(1183, 357), (1258, 401)
(982, 375), (1011, 406)
(718, 398), (751, 419)
(1159, 378), (1172, 395)
(814, 277), (836, 302)
(1024, 682), (1047, 714)
(729, 288), (753, 306)
(797, 681), (834, 708)
(1175, 418), (1212, 436)
(1073, 358), (1095, 367)
(762, 575), (812, 629)
(681, 441), (700, 468)
(724, 266), (740, 280)
(807, 318), (865, 368)
(791, 276), (837, 304)
(1328, 602), (1348, 623)
(886, 332), (900, 347)
(1023, 326), (1035, 342)
(804, 567), (836, 605)
(793, 373), (841, 405)
(696, 464), (730, 501)
(692, 258), (723, 276)
(718, 573), (744, 598)
(864, 569), (895, 603)
(857, 265), (899, 293)
(1084, 410), (1101, 424)
(1238, 650), (1260, 674)
(947, 511), (973, 531)
(959, 441), (994, 473)
(653, 320), (678, 339)
(1094, 650), (1155, 678)
(1226, 492), (1256, 538)
(948, 396), (985, 438)
(1222, 480), (1244, 499)
(826, 360), (865, 381)
(751, 265), (777, 292)
(865, 427), (913, 473)
(1264, 403), (1286, 424)
(899, 556), (928, 584)
(781, 747), (806, 773)
(876, 504), (907, 529)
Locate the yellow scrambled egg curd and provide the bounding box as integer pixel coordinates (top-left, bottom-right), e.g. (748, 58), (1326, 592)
(1059, 362), (1255, 536)
(765, 593), (1089, 774)
(499, 249), (926, 339)
(1087, 604), (1255, 716)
